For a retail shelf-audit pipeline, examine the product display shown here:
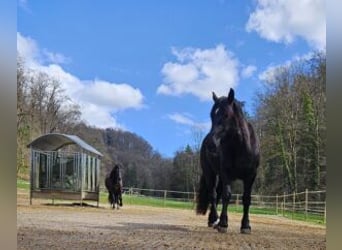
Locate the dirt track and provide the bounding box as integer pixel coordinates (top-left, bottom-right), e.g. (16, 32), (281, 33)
(17, 189), (326, 249)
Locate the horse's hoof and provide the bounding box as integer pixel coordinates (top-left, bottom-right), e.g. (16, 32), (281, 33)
(240, 227), (251, 234)
(208, 219), (220, 227)
(216, 226), (228, 233)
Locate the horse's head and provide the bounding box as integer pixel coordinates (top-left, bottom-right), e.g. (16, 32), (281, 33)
(114, 164), (120, 172)
(110, 164), (122, 184)
(210, 88), (245, 147)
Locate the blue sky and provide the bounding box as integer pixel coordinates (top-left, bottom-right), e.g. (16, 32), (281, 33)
(17, 0), (325, 158)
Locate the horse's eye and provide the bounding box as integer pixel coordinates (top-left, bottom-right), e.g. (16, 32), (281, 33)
(215, 108), (219, 115)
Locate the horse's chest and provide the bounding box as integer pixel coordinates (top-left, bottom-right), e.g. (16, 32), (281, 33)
(224, 153), (255, 179)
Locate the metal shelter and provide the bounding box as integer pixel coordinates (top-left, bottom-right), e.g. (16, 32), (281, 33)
(28, 133), (103, 206)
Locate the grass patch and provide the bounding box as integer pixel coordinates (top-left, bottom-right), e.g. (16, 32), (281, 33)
(229, 206), (278, 215)
(279, 210), (325, 225)
(228, 205), (325, 225)
(101, 193), (194, 210)
(123, 195), (194, 210)
(17, 179), (30, 189)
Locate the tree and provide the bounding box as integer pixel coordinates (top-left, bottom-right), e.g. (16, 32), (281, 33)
(28, 71), (71, 135)
(17, 56), (30, 174)
(254, 51), (326, 194)
(16, 55), (81, 176)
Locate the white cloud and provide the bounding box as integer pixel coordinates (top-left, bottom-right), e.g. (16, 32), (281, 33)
(246, 0), (326, 50)
(258, 52), (316, 83)
(17, 33), (71, 66)
(81, 80), (144, 111)
(168, 113), (194, 126)
(167, 113), (210, 131)
(42, 49), (71, 64)
(79, 103), (124, 129)
(38, 64), (83, 96)
(17, 32), (40, 65)
(241, 65), (257, 78)
(17, 32), (144, 129)
(258, 65), (281, 83)
(157, 45), (240, 101)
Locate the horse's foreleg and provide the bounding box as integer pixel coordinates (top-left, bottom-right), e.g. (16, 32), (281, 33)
(208, 176), (220, 227)
(241, 175), (256, 234)
(208, 188), (219, 227)
(216, 180), (231, 233)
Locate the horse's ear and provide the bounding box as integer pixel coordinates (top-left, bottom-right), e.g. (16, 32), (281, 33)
(228, 88), (234, 104)
(212, 92), (219, 103)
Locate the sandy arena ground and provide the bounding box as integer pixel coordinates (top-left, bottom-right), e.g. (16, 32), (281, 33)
(17, 189), (326, 249)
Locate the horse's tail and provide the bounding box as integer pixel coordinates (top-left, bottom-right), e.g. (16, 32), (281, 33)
(196, 174), (209, 215)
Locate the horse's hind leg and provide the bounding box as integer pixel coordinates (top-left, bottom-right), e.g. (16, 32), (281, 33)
(119, 194), (123, 206)
(240, 174), (256, 234)
(112, 193), (116, 209)
(115, 194), (120, 209)
(108, 192), (114, 209)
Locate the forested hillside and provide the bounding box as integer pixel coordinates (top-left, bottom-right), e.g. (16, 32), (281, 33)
(17, 52), (326, 194)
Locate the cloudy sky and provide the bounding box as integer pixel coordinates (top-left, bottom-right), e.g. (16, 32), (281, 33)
(17, 0), (325, 157)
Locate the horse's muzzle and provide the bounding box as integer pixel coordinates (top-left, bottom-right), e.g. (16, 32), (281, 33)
(211, 126), (225, 147)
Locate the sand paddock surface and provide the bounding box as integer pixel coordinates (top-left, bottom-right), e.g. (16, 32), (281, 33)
(17, 189), (326, 249)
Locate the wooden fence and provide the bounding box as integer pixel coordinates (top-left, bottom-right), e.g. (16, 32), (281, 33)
(101, 187), (326, 223)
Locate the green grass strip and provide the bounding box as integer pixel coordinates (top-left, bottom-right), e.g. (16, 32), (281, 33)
(18, 179), (325, 225)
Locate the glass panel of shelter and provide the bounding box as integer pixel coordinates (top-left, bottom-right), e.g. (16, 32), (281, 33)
(32, 149), (99, 193)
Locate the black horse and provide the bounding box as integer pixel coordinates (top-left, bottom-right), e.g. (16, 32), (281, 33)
(196, 88), (260, 234)
(105, 164), (123, 209)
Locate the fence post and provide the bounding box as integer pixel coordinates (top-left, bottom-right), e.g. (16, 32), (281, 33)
(163, 190), (167, 207)
(305, 189), (308, 220)
(236, 194), (239, 206)
(283, 192), (285, 217)
(129, 187), (133, 205)
(292, 192), (295, 220)
(276, 194), (278, 214)
(324, 202), (326, 224)
(260, 194), (263, 208)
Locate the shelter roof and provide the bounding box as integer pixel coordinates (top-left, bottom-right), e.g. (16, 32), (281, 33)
(27, 133), (103, 157)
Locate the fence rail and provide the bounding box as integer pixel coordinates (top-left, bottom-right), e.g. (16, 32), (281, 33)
(101, 187), (326, 223)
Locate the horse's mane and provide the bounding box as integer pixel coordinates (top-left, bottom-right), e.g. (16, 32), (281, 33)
(232, 100), (251, 149)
